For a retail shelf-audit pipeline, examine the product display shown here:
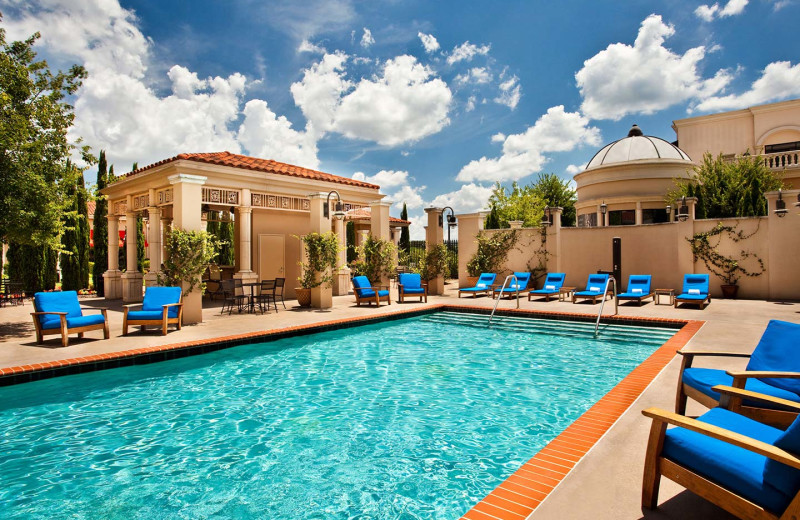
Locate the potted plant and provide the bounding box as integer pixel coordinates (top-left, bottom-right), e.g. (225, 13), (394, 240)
(350, 235), (397, 283)
(465, 230), (518, 287)
(158, 228), (221, 295)
(295, 232), (340, 308)
(687, 223), (765, 299)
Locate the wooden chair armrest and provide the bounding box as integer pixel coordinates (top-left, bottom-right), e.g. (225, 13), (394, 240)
(641, 407), (800, 469)
(677, 349), (751, 358)
(727, 370), (800, 379)
(712, 385), (800, 413)
(30, 311), (67, 316)
(161, 303), (183, 308)
(123, 303), (143, 309)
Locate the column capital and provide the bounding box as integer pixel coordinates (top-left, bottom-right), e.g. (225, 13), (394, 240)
(424, 206), (443, 214)
(236, 206), (253, 215)
(307, 191), (332, 200)
(168, 173), (207, 185)
(370, 199), (393, 208)
(107, 214), (119, 221)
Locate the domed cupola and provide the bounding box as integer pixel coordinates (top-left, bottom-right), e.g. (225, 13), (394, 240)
(585, 124), (691, 170)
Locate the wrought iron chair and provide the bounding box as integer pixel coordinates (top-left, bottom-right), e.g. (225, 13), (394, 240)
(255, 279), (277, 313)
(274, 277), (286, 309)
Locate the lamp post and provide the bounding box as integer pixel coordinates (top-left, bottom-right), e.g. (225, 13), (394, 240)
(677, 196), (689, 222)
(665, 204), (672, 222)
(542, 205), (553, 227)
(775, 189), (788, 218)
(442, 206), (456, 242)
(600, 201), (607, 226)
(324, 190), (346, 220)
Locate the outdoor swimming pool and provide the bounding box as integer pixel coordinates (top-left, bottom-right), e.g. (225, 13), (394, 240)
(0, 311), (676, 519)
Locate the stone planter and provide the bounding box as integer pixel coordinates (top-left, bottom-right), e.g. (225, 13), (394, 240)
(720, 284), (739, 299)
(295, 287), (312, 307)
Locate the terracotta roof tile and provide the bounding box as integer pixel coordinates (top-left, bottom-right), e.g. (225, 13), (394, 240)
(346, 206), (410, 225)
(119, 151), (379, 190)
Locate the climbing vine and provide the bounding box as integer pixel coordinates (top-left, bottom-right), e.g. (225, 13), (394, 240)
(526, 226), (550, 284)
(466, 230), (519, 277)
(687, 221), (765, 285)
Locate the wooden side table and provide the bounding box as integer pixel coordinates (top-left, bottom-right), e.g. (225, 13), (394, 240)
(559, 286), (576, 302)
(654, 288), (674, 305)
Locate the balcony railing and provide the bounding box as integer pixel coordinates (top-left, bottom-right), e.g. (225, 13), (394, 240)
(761, 151), (800, 171)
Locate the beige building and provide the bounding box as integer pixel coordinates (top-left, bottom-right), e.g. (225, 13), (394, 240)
(101, 152), (397, 322)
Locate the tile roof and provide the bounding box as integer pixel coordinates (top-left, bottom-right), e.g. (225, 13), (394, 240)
(346, 207), (410, 225)
(119, 151), (380, 190)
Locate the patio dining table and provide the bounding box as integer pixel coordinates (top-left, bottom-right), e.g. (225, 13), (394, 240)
(240, 282), (261, 314)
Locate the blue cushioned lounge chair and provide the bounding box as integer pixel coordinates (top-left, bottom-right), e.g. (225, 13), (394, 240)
(677, 319), (800, 428)
(352, 276), (390, 307)
(572, 273), (610, 304)
(528, 273), (566, 302)
(397, 273), (427, 303)
(642, 387), (800, 519)
(616, 274), (654, 306)
(675, 273), (711, 310)
(32, 291), (109, 347)
(458, 273), (496, 298)
(123, 286), (183, 335)
(493, 272), (531, 299)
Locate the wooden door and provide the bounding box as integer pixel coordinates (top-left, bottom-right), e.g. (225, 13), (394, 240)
(258, 234), (285, 280)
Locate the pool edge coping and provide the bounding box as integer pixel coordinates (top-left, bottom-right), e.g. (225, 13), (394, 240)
(459, 317), (705, 520)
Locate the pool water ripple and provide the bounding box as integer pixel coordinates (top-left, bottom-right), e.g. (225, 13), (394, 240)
(0, 313), (673, 519)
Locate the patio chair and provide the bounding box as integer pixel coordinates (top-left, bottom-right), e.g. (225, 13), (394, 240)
(274, 277), (286, 309)
(352, 276), (390, 307)
(205, 265), (225, 301)
(458, 273), (497, 298)
(572, 273), (611, 304)
(642, 386), (800, 519)
(123, 286), (183, 335)
(616, 274), (654, 306)
(493, 272), (531, 299)
(528, 273), (566, 302)
(676, 319), (800, 428)
(675, 273), (711, 310)
(31, 291), (109, 347)
(255, 279), (278, 313)
(220, 279), (247, 314)
(397, 273), (427, 303)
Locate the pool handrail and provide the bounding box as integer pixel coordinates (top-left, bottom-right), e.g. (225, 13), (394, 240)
(594, 276), (618, 336)
(489, 274), (519, 324)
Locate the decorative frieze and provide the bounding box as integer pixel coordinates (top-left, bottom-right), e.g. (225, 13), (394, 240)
(202, 187), (240, 205)
(112, 199), (128, 216)
(251, 192), (310, 212)
(156, 187), (173, 205)
(131, 193), (149, 210)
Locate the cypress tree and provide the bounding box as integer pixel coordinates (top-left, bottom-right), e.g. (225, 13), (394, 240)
(137, 216), (146, 273)
(346, 221), (357, 264)
(93, 151), (109, 296)
(399, 203), (410, 255)
(8, 242), (57, 293)
(218, 212), (235, 265)
(60, 163), (81, 290)
(485, 206), (500, 229)
(76, 170), (90, 288)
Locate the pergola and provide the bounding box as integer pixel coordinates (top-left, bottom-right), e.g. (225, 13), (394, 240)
(100, 152), (392, 322)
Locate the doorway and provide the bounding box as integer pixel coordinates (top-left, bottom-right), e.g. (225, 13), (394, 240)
(258, 234), (285, 280)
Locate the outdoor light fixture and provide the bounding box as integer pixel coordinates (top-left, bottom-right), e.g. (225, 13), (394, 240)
(677, 196), (689, 222)
(442, 206), (456, 242)
(542, 205), (552, 227)
(324, 190), (346, 220)
(665, 204), (671, 215)
(600, 201), (607, 226)
(775, 189), (788, 218)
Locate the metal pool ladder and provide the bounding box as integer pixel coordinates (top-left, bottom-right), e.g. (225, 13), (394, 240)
(489, 274), (519, 325)
(594, 276), (619, 336)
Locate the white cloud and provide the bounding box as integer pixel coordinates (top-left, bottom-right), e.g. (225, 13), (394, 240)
(575, 14), (731, 120)
(491, 133), (506, 143)
(265, 0), (355, 41)
(696, 0), (749, 20)
(430, 183), (494, 213)
(695, 4), (719, 21)
(566, 163), (587, 175)
(418, 32), (440, 53)
(290, 52), (352, 134)
(465, 95), (477, 112)
(360, 28), (375, 48)
(495, 75), (521, 109)
(456, 106), (601, 183)
(695, 61), (800, 112)
(391, 184), (426, 210)
(298, 39), (326, 54)
(352, 169), (409, 188)
(237, 100), (319, 169)
(456, 67), (493, 85)
(447, 41), (490, 65)
(352, 170), (425, 214)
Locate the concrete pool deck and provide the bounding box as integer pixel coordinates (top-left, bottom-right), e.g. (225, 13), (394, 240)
(1, 285), (798, 519)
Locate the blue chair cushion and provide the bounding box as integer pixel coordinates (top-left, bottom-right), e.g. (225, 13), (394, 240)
(532, 273), (565, 294)
(530, 288), (559, 294)
(401, 287), (425, 294)
(618, 292), (647, 299)
(41, 313), (105, 330)
(575, 290), (604, 296)
(377, 290), (389, 297)
(577, 274), (608, 295)
(682, 367), (800, 410)
(676, 293), (709, 300)
(127, 310), (170, 322)
(663, 408), (790, 514)
(34, 291), (83, 329)
(142, 287), (182, 318)
(498, 272), (530, 292)
(398, 273), (422, 289)
(681, 274), (710, 297)
(764, 415), (800, 500)
(624, 275), (651, 295)
(746, 320), (800, 395)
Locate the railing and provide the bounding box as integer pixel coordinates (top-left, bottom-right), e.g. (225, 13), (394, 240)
(594, 276), (618, 337)
(762, 151), (800, 171)
(489, 274), (519, 325)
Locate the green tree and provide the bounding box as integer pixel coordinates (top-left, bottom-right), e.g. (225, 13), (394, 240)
(530, 173), (577, 226)
(346, 221), (357, 264)
(0, 19), (88, 249)
(93, 151), (109, 295)
(486, 181), (545, 227)
(60, 162), (81, 290)
(8, 242), (57, 293)
(670, 153), (783, 218)
(76, 170), (90, 287)
(136, 216), (146, 272)
(351, 235), (397, 282)
(399, 203), (410, 254)
(218, 212), (235, 265)
(484, 206), (501, 229)
(158, 228), (221, 295)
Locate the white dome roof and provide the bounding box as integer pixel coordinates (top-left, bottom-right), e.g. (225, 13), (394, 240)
(586, 125), (691, 170)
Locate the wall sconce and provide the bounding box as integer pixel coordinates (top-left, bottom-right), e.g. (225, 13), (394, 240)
(324, 190), (346, 220)
(542, 205), (553, 227)
(775, 189), (788, 217)
(600, 201), (607, 226)
(677, 196), (689, 222)
(665, 204), (671, 216)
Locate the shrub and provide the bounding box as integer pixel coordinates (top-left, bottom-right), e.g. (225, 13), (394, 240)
(297, 232), (340, 289)
(466, 230), (518, 277)
(158, 229), (221, 295)
(350, 235), (397, 282)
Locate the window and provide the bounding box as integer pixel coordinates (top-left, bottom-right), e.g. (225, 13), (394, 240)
(577, 213), (597, 228)
(642, 209), (669, 224)
(765, 141), (800, 154)
(608, 210), (635, 226)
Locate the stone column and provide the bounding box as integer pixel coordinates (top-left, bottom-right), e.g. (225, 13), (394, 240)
(597, 205), (604, 228)
(425, 207), (445, 295)
(332, 215), (350, 296)
(546, 207), (563, 274)
(370, 199), (393, 289)
(233, 190), (257, 292)
(103, 214), (122, 299)
(121, 203), (143, 303)
(635, 201), (643, 226)
(144, 198), (162, 287)
(675, 197), (696, 293)
(508, 220), (524, 229)
(457, 212), (487, 288)
(169, 173), (206, 324)
(306, 192), (333, 308)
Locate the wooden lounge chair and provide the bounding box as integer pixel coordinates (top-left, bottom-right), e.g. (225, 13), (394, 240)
(677, 319), (800, 428)
(352, 276), (390, 307)
(528, 273), (566, 302)
(32, 290), (109, 347)
(458, 273), (496, 298)
(572, 273), (611, 304)
(123, 286), (183, 335)
(397, 273), (427, 303)
(616, 274), (654, 306)
(642, 386), (800, 519)
(675, 273), (711, 310)
(493, 272), (531, 299)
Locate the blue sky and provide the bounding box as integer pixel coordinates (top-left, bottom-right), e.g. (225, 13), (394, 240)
(2, 0), (799, 237)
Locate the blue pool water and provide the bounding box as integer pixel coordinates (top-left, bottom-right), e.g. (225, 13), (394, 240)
(0, 312), (675, 519)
